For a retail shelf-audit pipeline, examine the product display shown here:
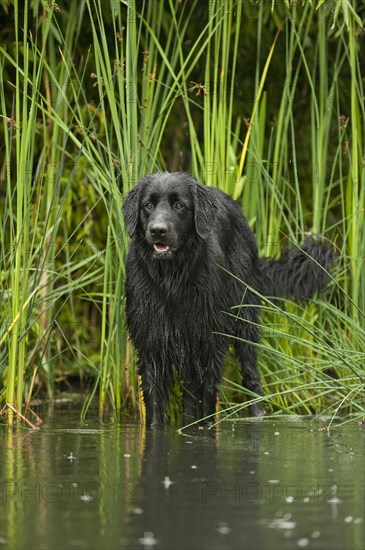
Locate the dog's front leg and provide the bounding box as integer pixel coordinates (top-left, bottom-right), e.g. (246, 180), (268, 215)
(195, 350), (225, 424)
(181, 379), (200, 424)
(181, 379), (217, 426)
(138, 359), (170, 426)
(143, 388), (165, 426)
(199, 384), (218, 424)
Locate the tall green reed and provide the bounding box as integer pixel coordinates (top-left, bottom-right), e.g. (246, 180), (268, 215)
(1, 0), (363, 423)
(234, 2), (363, 418)
(0, 1), (55, 420)
(1, 0), (111, 420)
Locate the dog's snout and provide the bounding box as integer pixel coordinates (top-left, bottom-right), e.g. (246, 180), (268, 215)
(150, 222), (168, 238)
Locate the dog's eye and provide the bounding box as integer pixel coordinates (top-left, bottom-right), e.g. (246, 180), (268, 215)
(175, 203), (184, 210)
(145, 202), (154, 210)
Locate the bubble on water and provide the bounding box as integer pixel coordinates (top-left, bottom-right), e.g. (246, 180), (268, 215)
(80, 494), (93, 502)
(303, 497), (310, 503)
(327, 496), (341, 504)
(162, 476), (173, 489)
(297, 537), (310, 547)
(344, 516), (353, 523)
(217, 522), (231, 535)
(133, 507), (143, 515)
(311, 531), (320, 538)
(191, 465), (198, 469)
(268, 518), (296, 530)
(138, 532), (157, 547)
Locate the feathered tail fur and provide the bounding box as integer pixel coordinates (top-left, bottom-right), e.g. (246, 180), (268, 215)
(256, 238), (336, 300)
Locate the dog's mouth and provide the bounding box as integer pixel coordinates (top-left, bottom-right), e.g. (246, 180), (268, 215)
(153, 243), (172, 255)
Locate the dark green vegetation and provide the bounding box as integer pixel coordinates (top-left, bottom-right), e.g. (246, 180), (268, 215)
(0, 0), (364, 424)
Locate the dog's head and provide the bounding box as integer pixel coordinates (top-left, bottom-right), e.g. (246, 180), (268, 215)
(123, 172), (218, 259)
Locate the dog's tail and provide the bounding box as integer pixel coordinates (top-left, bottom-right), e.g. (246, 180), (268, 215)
(256, 237), (336, 300)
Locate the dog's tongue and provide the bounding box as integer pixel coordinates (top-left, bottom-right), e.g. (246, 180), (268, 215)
(154, 243), (170, 253)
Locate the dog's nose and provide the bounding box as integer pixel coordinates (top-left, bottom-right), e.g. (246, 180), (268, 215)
(150, 223), (168, 237)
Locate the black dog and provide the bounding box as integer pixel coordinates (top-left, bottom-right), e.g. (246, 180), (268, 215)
(123, 172), (334, 426)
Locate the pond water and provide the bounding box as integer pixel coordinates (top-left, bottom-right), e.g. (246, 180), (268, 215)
(1, 405), (364, 550)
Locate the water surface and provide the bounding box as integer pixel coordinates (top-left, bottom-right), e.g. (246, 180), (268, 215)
(1, 406), (364, 549)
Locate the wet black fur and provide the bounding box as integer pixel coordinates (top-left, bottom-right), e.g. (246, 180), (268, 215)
(123, 172), (335, 426)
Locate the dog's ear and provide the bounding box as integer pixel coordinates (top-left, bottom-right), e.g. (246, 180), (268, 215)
(192, 182), (218, 239)
(122, 183), (142, 236)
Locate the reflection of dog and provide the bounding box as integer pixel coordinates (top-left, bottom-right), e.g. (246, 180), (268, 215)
(123, 172), (335, 426)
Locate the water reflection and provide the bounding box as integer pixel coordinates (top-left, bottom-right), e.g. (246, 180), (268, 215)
(128, 424), (264, 550)
(0, 406), (364, 550)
